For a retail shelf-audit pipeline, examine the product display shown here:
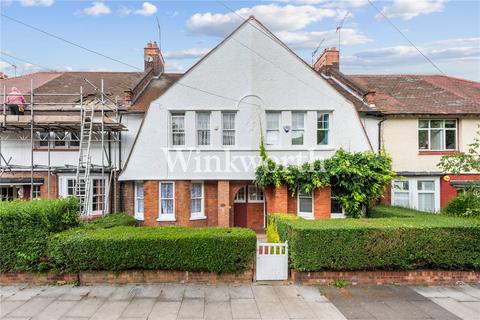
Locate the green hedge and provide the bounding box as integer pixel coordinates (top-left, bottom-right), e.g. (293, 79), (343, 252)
(83, 213), (137, 229)
(48, 226), (257, 273)
(0, 198), (80, 272)
(271, 206), (480, 271)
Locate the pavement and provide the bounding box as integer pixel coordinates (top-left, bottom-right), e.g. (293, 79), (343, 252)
(1, 283), (345, 320)
(1, 284), (479, 320)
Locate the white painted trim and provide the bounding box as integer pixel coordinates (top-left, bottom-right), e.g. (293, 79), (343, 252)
(234, 186), (246, 203)
(391, 176), (440, 213)
(247, 185), (264, 203)
(158, 181), (175, 221)
(134, 181), (144, 221)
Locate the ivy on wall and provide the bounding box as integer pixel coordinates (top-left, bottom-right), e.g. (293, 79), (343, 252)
(255, 145), (395, 218)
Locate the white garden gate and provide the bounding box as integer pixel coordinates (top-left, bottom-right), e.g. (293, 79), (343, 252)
(256, 242), (288, 281)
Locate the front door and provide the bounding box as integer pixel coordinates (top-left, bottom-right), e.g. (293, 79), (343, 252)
(233, 186), (248, 227)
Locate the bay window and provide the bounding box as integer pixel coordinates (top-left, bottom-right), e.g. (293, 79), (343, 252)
(418, 119), (457, 151)
(291, 112), (305, 145)
(190, 182), (205, 219)
(159, 182), (175, 220)
(298, 190), (313, 219)
(266, 112), (280, 145)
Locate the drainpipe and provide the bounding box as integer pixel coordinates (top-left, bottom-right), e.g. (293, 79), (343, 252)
(378, 118), (385, 153)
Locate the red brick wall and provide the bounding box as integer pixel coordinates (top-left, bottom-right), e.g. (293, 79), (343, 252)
(0, 171), (58, 199)
(218, 180), (230, 227)
(246, 202), (264, 232)
(204, 181), (218, 226)
(380, 184), (392, 205)
(143, 180), (159, 226)
(441, 174), (480, 208)
(314, 187), (331, 219)
(120, 181), (135, 215)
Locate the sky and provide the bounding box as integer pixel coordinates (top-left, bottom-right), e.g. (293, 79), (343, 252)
(1, 0), (479, 80)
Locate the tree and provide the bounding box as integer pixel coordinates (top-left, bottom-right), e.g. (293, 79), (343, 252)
(438, 126), (480, 174)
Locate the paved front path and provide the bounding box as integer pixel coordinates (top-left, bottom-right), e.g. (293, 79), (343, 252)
(322, 285), (480, 320)
(0, 283), (346, 320)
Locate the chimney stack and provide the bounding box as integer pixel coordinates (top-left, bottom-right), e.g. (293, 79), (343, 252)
(0, 72), (8, 79)
(313, 47), (339, 72)
(144, 41), (164, 76)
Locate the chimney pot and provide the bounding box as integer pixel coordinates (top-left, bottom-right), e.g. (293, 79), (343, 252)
(144, 41), (164, 76)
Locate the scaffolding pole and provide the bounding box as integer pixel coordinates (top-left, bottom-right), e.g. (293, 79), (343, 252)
(30, 79), (34, 199)
(101, 79), (105, 215)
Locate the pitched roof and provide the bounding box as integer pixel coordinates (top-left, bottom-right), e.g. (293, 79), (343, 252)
(348, 74), (480, 115)
(0, 72), (63, 100)
(129, 73), (182, 113)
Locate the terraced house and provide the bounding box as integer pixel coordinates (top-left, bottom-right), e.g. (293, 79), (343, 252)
(1, 17), (479, 229)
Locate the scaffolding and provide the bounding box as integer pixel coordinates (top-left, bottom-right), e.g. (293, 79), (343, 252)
(0, 79), (126, 216)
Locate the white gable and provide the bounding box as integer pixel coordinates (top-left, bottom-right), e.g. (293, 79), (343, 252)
(120, 18), (372, 181)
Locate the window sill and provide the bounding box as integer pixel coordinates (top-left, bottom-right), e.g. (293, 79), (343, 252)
(190, 215), (207, 221)
(33, 148), (79, 152)
(298, 213), (314, 220)
(418, 151), (461, 155)
(331, 213), (346, 219)
(248, 200), (264, 203)
(157, 216), (176, 222)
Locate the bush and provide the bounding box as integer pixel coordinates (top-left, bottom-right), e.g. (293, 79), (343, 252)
(271, 206), (480, 271)
(84, 213), (137, 229)
(0, 197), (80, 272)
(48, 226), (256, 273)
(442, 190), (480, 218)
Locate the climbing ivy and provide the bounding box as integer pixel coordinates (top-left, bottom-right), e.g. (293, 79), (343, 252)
(255, 149), (395, 218)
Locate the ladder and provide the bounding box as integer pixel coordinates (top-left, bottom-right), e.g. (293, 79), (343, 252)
(75, 102), (95, 216)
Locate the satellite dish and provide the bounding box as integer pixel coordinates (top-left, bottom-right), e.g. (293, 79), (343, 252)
(144, 55), (153, 62)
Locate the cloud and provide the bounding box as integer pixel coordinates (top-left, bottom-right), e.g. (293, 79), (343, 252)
(377, 0), (444, 20)
(343, 38), (480, 68)
(187, 4), (337, 37)
(293, 0), (367, 8)
(133, 2), (157, 16)
(164, 48), (211, 60)
(19, 0), (54, 7)
(83, 2), (111, 16)
(277, 28), (371, 49)
(165, 61), (187, 73)
(120, 2), (157, 17)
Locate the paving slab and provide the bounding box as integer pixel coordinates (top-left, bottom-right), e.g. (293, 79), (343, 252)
(7, 297), (54, 317)
(35, 300), (77, 320)
(431, 297), (479, 320)
(121, 298), (155, 318)
(87, 285), (116, 298)
(256, 300), (289, 319)
(110, 285), (138, 301)
(281, 298), (316, 319)
(296, 286), (329, 302)
(38, 285), (71, 298)
(0, 300), (25, 317)
(205, 285), (230, 302)
(64, 298), (105, 318)
(90, 300), (129, 320)
(158, 284), (185, 301)
(134, 285), (163, 299)
(457, 285), (480, 300)
(307, 302), (348, 320)
(228, 285), (253, 300)
(0, 285), (27, 299)
(58, 286), (90, 301)
(204, 301), (232, 320)
(148, 301), (181, 320)
(230, 298), (260, 319)
(251, 285), (279, 302)
(177, 298), (204, 319)
(184, 285), (206, 299)
(6, 286), (46, 301)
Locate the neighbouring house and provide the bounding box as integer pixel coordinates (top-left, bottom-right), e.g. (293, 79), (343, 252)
(119, 17), (376, 230)
(313, 48), (480, 213)
(0, 42), (180, 215)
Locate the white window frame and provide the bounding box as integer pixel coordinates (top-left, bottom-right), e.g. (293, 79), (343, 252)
(58, 175), (107, 215)
(171, 113), (185, 146)
(247, 185), (264, 203)
(234, 186), (246, 203)
(158, 181), (175, 221)
(317, 112), (330, 145)
(390, 177), (440, 213)
(266, 112), (280, 145)
(297, 190), (314, 219)
(32, 185), (41, 199)
(34, 131), (79, 149)
(190, 181), (206, 220)
(392, 180), (410, 208)
(417, 179), (436, 213)
(196, 112), (211, 146)
(134, 181), (144, 221)
(91, 178), (106, 214)
(418, 119), (457, 151)
(222, 112), (236, 146)
(291, 112), (305, 145)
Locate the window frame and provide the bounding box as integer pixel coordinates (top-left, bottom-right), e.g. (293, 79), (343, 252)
(171, 113), (186, 146)
(234, 186), (246, 203)
(196, 112), (211, 146)
(392, 180), (410, 208)
(291, 112), (305, 146)
(317, 112), (330, 145)
(417, 179), (436, 212)
(247, 185), (264, 203)
(190, 181), (206, 220)
(32, 185), (41, 199)
(158, 181), (175, 221)
(91, 178), (105, 214)
(134, 181), (144, 220)
(222, 112), (236, 146)
(34, 131), (79, 149)
(418, 119), (457, 151)
(297, 190), (314, 219)
(266, 112), (280, 145)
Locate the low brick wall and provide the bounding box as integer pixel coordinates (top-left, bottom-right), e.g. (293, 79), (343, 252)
(1, 269), (253, 285)
(291, 270), (480, 285)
